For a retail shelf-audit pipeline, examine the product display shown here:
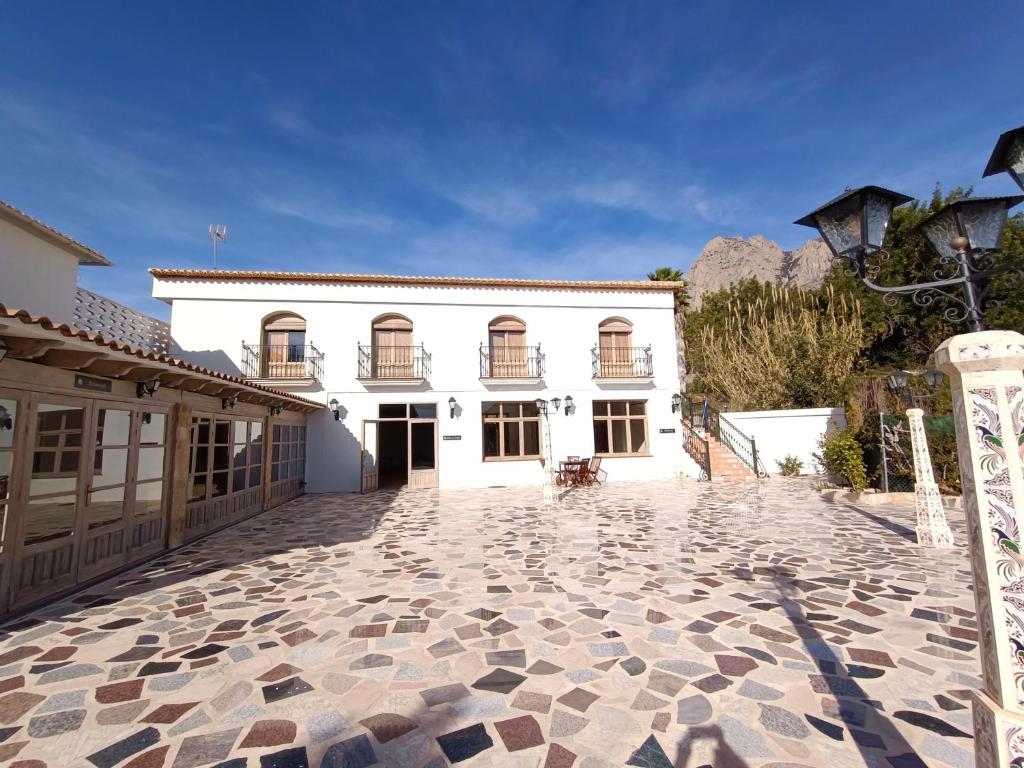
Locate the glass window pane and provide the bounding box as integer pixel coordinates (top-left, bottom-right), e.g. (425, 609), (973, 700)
(0, 399), (16, 449)
(92, 448), (128, 487)
(523, 421), (540, 456)
(628, 401), (646, 415)
(272, 443), (280, 462)
(250, 421), (263, 444)
(521, 402), (539, 418)
(503, 422), (520, 456)
(273, 424), (281, 441)
(232, 444), (248, 468)
(271, 464), (281, 482)
(189, 475), (207, 502)
(410, 404), (436, 419)
(629, 418), (647, 453)
(140, 413), (166, 445)
(610, 401), (627, 416)
(501, 403), (519, 418)
(60, 450), (81, 474)
(193, 446), (209, 474)
(96, 409), (131, 446)
(137, 446), (165, 482)
(211, 472), (229, 498)
(33, 452), (56, 474)
(483, 422), (500, 457)
(593, 420), (609, 454)
(232, 468), (247, 493)
(411, 422), (435, 469)
(134, 480), (163, 516)
(38, 434), (59, 448)
(482, 402), (500, 418)
(249, 465), (262, 487)
(88, 491), (125, 529)
(232, 421), (248, 444)
(213, 445), (230, 471)
(0, 453), (12, 503)
(197, 418), (211, 444)
(25, 495), (76, 544)
(594, 401), (609, 417)
(612, 420), (627, 453)
(214, 421), (230, 444)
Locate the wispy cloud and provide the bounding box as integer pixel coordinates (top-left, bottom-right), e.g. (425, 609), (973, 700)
(257, 195), (398, 233)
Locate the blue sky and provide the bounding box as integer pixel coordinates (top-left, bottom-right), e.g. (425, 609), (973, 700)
(2, 1), (1021, 319)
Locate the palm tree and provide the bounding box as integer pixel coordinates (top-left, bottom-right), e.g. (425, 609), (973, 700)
(647, 267), (688, 392)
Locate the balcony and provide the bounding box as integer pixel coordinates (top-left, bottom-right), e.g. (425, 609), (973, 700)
(358, 344), (431, 386)
(591, 345), (654, 384)
(479, 344), (545, 387)
(242, 343), (323, 382)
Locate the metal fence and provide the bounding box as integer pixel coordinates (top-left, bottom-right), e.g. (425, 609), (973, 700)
(878, 412), (959, 493)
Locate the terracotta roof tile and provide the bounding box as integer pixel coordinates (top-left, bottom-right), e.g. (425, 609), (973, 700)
(0, 303), (321, 411)
(149, 268), (685, 292)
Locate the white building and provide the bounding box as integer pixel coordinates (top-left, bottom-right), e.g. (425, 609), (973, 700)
(152, 269), (698, 493)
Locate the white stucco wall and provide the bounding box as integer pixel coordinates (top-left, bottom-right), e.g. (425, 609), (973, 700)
(721, 407), (846, 476)
(0, 219), (80, 321)
(154, 277), (699, 491)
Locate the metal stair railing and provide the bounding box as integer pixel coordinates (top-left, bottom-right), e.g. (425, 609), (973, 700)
(687, 396), (768, 478)
(680, 418), (711, 481)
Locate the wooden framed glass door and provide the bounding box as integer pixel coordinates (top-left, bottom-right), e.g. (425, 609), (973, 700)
(489, 330), (527, 377)
(361, 420), (379, 493)
(408, 419), (438, 489)
(11, 394), (91, 608)
(127, 409), (169, 560)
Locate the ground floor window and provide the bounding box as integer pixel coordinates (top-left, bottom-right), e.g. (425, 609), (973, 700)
(482, 401), (541, 460)
(271, 424), (307, 482)
(189, 416), (265, 501)
(593, 400), (648, 456)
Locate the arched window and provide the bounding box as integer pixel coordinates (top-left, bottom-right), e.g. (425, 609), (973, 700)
(371, 314), (414, 378)
(487, 315), (527, 377)
(262, 312), (307, 377)
(598, 317), (634, 377)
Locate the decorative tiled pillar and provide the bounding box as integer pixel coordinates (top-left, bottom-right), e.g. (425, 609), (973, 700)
(935, 330), (1024, 767)
(906, 407), (954, 547)
(541, 414), (556, 504)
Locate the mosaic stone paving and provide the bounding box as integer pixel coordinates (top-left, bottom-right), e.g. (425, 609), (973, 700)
(0, 479), (980, 767)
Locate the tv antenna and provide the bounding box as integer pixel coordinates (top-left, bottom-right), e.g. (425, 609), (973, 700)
(208, 225), (227, 268)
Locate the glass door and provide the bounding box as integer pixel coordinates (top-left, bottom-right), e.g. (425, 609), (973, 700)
(12, 395), (91, 608)
(408, 419), (438, 489)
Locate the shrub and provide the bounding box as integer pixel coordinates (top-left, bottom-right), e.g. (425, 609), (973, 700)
(776, 455), (804, 476)
(815, 427), (868, 491)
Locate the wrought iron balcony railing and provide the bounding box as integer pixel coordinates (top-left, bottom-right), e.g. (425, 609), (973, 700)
(358, 344), (431, 380)
(591, 345), (653, 378)
(242, 343), (324, 381)
(479, 344), (545, 379)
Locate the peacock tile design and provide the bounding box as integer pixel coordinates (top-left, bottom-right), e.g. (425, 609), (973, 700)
(0, 479), (980, 767)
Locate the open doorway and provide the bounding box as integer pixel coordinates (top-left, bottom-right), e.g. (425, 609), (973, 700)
(378, 421), (408, 489)
(361, 403), (438, 492)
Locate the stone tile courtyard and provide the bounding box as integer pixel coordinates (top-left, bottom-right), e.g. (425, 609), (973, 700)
(0, 479), (979, 768)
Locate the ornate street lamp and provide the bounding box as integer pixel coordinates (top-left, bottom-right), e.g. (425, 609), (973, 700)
(983, 124), (1024, 192)
(886, 369), (910, 393)
(922, 369), (944, 390)
(796, 186), (1022, 333)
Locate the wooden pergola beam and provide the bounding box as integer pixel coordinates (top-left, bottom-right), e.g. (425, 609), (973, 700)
(38, 349), (106, 369)
(1, 337), (66, 360)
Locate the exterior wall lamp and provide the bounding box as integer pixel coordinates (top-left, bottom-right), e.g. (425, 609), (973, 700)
(534, 397), (548, 415)
(221, 395), (238, 410)
(0, 339), (7, 363)
(671, 393), (682, 413)
(448, 397), (457, 418)
(136, 378), (160, 399)
(564, 395), (574, 415)
(0, 404), (11, 431)
(330, 398), (342, 421)
(269, 404), (283, 417)
(551, 397), (561, 412)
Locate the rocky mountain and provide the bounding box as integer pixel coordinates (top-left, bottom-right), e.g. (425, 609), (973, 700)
(685, 235), (833, 309)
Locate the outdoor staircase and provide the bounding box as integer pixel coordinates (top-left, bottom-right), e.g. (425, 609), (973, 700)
(681, 396), (766, 482)
(705, 433), (756, 481)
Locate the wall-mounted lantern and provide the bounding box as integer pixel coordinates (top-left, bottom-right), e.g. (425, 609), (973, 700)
(551, 397), (562, 412)
(534, 397), (548, 415)
(136, 378), (160, 399)
(448, 397), (457, 419)
(269, 404), (283, 417)
(0, 339), (7, 364)
(221, 395), (238, 410)
(671, 393), (682, 413)
(330, 398), (342, 421)
(564, 395), (574, 415)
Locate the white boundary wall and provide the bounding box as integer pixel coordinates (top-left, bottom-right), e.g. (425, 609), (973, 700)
(722, 407), (846, 476)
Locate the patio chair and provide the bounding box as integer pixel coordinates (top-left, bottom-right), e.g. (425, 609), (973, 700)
(585, 457), (603, 485)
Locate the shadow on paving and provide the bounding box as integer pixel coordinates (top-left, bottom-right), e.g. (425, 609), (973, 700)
(0, 489), (401, 636)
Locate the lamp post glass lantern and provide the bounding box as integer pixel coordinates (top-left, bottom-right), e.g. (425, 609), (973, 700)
(886, 369), (910, 392)
(922, 369), (944, 390)
(983, 124), (1024, 193)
